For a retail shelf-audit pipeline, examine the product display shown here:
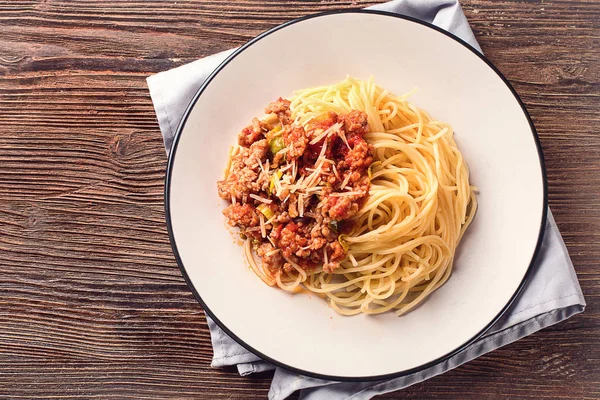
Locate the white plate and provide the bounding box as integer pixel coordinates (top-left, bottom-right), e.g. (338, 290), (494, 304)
(166, 11), (547, 380)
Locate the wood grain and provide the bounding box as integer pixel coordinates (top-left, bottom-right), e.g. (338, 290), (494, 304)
(0, 0), (599, 399)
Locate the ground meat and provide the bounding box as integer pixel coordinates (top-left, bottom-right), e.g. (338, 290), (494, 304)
(245, 139), (269, 167)
(330, 139), (349, 167)
(216, 140), (269, 200)
(220, 102), (373, 279)
(310, 237), (327, 250)
(217, 180), (232, 200)
(331, 110), (372, 173)
(223, 203), (259, 228)
(310, 112), (338, 130)
(269, 223), (283, 241)
(337, 170), (369, 192)
(256, 242), (283, 270)
(216, 166), (258, 200)
(265, 98), (292, 125)
(310, 223), (322, 238)
(345, 170), (362, 186)
(278, 221), (309, 259)
(352, 175), (370, 194)
(344, 139), (373, 170)
(272, 151), (285, 168)
(340, 110), (368, 134)
(322, 195), (360, 220)
(284, 125), (309, 158)
(288, 193), (299, 218)
(239, 117), (269, 147)
(324, 241), (345, 273)
(276, 211), (291, 224)
(326, 174), (338, 186)
(216, 168), (258, 200)
(320, 224), (337, 241)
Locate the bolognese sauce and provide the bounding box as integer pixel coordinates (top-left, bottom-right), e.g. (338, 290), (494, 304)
(217, 98), (373, 274)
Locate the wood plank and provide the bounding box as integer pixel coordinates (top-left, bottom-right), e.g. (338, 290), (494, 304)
(0, 0), (598, 398)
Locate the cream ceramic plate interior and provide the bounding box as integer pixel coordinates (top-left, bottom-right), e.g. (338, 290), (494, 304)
(166, 11), (546, 380)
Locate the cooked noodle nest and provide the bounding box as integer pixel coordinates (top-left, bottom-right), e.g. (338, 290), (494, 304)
(247, 76), (477, 316)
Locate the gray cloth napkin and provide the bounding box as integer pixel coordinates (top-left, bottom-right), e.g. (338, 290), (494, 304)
(147, 1), (586, 399)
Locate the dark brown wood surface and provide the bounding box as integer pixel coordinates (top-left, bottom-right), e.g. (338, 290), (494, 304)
(0, 0), (598, 399)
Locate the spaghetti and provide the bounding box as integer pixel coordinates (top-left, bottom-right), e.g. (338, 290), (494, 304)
(217, 77), (476, 316)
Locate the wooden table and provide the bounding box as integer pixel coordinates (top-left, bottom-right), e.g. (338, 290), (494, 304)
(1, 1), (598, 398)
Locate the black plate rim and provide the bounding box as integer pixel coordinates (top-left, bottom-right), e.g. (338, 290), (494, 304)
(164, 9), (548, 382)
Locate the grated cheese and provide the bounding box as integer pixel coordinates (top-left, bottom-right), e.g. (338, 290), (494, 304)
(257, 157), (266, 175)
(304, 163), (323, 189)
(291, 159), (298, 181)
(298, 194), (305, 217)
(259, 213), (266, 238)
(317, 140), (329, 159)
(266, 248), (281, 257)
(340, 172), (351, 189)
(274, 175), (283, 197)
(279, 164), (293, 173)
(332, 164), (341, 181)
(250, 194), (273, 204)
(265, 216), (277, 226)
(309, 122), (343, 145)
(329, 191), (363, 197)
(338, 128), (351, 150)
